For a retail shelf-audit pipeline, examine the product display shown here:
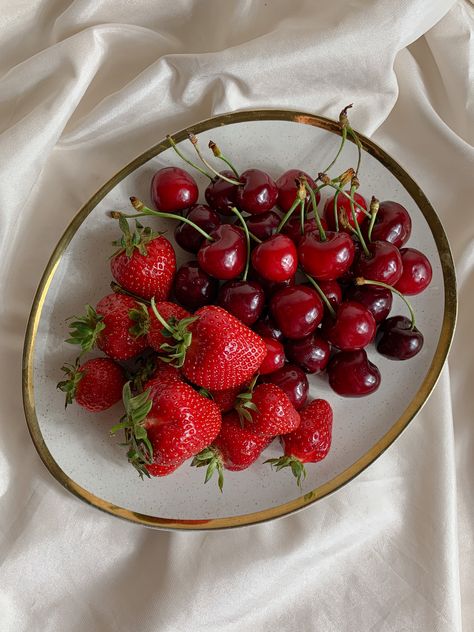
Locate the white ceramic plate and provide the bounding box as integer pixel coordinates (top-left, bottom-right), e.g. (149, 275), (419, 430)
(22, 111), (456, 530)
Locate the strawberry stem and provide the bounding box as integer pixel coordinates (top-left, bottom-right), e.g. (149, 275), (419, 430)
(188, 133), (241, 185)
(355, 277), (417, 330)
(149, 297), (198, 367)
(229, 206), (251, 281)
(265, 455), (307, 489)
(166, 134), (214, 180)
(191, 447), (224, 492)
(208, 140), (240, 179)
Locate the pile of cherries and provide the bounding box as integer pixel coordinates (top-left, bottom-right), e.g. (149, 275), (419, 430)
(121, 109), (432, 400)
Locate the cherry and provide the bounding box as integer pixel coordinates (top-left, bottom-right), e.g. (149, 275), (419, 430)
(376, 316), (424, 360)
(317, 280), (343, 309)
(345, 284), (392, 323)
(328, 349), (381, 397)
(248, 269), (295, 300)
(298, 231), (355, 280)
(322, 301), (376, 350)
(368, 201), (412, 248)
(323, 190), (367, 232)
(394, 248), (432, 295)
(197, 224), (246, 280)
(259, 338), (286, 375)
(217, 280), (265, 326)
(270, 285), (324, 340)
(276, 169), (320, 212)
(253, 314), (284, 341)
(251, 234), (297, 282)
(285, 334), (330, 374)
(281, 215), (328, 245)
(354, 240), (403, 286)
(204, 171), (238, 216)
(173, 261), (219, 310)
(174, 204), (221, 253)
(151, 167), (198, 212)
(245, 210), (281, 241)
(261, 364), (309, 410)
(235, 169), (279, 215)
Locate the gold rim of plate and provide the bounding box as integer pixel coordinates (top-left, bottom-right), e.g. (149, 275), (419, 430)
(22, 110), (457, 530)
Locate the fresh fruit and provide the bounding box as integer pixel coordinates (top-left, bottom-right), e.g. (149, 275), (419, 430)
(317, 280), (343, 309)
(368, 200), (412, 247)
(245, 211), (281, 241)
(198, 224), (246, 280)
(270, 285), (324, 340)
(174, 204), (221, 253)
(376, 316), (424, 360)
(259, 338), (286, 375)
(276, 169), (319, 212)
(298, 231), (356, 280)
(394, 248), (432, 295)
(217, 280), (265, 326)
(144, 360), (183, 393)
(173, 261), (219, 310)
(327, 349), (381, 396)
(253, 314), (285, 341)
(354, 240), (403, 286)
(345, 284), (392, 323)
(323, 190), (367, 232)
(285, 334), (330, 374)
(205, 170), (238, 215)
(58, 357), (125, 411)
(244, 383), (300, 437)
(261, 364), (309, 410)
(151, 166), (198, 211)
(281, 216), (327, 245)
(146, 301), (191, 352)
(209, 386), (242, 413)
(235, 169), (279, 215)
(251, 234), (297, 282)
(322, 300), (376, 350)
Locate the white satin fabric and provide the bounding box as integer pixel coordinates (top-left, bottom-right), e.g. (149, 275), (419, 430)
(1, 1), (473, 630)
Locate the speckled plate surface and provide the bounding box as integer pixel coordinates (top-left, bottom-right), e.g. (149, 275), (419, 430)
(22, 111), (456, 530)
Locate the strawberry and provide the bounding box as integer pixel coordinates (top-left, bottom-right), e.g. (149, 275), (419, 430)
(58, 357), (125, 411)
(208, 385), (243, 413)
(146, 301), (191, 352)
(143, 359), (183, 398)
(110, 217), (176, 300)
(66, 293), (148, 361)
(266, 398), (333, 487)
(147, 462), (181, 477)
(241, 383), (300, 437)
(191, 410), (271, 490)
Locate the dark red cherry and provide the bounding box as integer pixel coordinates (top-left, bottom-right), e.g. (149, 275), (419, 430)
(235, 169), (278, 215)
(276, 169), (320, 213)
(251, 234), (297, 282)
(151, 167), (198, 211)
(369, 201), (412, 248)
(270, 285), (324, 340)
(317, 280), (343, 309)
(197, 224), (246, 280)
(345, 284), (392, 323)
(204, 170), (238, 216)
(322, 301), (376, 350)
(174, 204), (221, 253)
(354, 240), (403, 286)
(328, 349), (381, 397)
(285, 334), (330, 374)
(217, 280), (265, 326)
(248, 269), (295, 300)
(376, 316), (424, 360)
(173, 261), (219, 310)
(298, 231), (355, 280)
(253, 314), (284, 341)
(245, 210), (281, 241)
(281, 215), (328, 245)
(261, 364), (309, 410)
(394, 248), (432, 295)
(323, 191), (367, 232)
(259, 338), (286, 375)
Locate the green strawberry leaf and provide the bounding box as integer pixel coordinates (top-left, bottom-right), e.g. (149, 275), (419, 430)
(65, 305), (105, 353)
(57, 359), (83, 407)
(191, 446), (224, 492)
(265, 455), (307, 489)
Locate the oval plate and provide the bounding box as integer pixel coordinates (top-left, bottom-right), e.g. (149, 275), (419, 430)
(22, 110), (456, 530)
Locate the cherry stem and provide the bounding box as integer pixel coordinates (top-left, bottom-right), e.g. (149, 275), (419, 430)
(347, 125), (362, 176)
(321, 126), (347, 175)
(304, 182), (326, 241)
(208, 141), (240, 179)
(300, 199), (305, 235)
(304, 273), (336, 319)
(188, 133), (241, 185)
(150, 297), (175, 335)
(126, 198), (214, 242)
(367, 196), (380, 242)
(248, 232), (263, 244)
(110, 281), (151, 305)
(324, 182), (370, 217)
(276, 196), (301, 233)
(348, 184), (371, 257)
(166, 135), (213, 180)
(230, 206), (251, 281)
(356, 277), (417, 329)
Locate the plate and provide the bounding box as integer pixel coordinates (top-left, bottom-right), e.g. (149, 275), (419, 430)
(22, 110), (456, 530)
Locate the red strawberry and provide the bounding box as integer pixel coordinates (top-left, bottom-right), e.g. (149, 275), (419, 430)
(66, 294), (148, 361)
(58, 357), (125, 411)
(209, 386), (242, 413)
(146, 301), (191, 352)
(243, 383), (300, 437)
(144, 360), (182, 394)
(110, 217), (176, 300)
(147, 462), (181, 477)
(191, 411), (271, 490)
(266, 398), (333, 487)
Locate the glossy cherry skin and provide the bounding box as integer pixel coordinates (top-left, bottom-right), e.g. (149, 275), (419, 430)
(298, 231), (356, 281)
(281, 215), (328, 245)
(394, 248), (432, 295)
(235, 169), (279, 215)
(354, 240), (403, 286)
(323, 191), (367, 232)
(285, 334), (330, 374)
(317, 280), (343, 309)
(345, 284), (393, 323)
(204, 170), (238, 216)
(261, 364), (309, 410)
(197, 224), (246, 280)
(276, 169), (320, 213)
(369, 201), (412, 248)
(259, 338), (286, 375)
(174, 204), (221, 253)
(253, 314), (284, 341)
(376, 316), (424, 360)
(217, 280), (265, 326)
(270, 285), (324, 340)
(173, 261), (219, 310)
(251, 234), (298, 282)
(323, 301), (376, 350)
(248, 269), (295, 300)
(328, 349), (381, 397)
(151, 167), (198, 211)
(245, 210), (281, 241)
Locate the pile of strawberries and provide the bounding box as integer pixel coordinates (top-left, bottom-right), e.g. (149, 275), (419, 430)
(58, 106), (432, 489)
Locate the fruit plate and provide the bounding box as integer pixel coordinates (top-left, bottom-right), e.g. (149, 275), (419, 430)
(22, 110), (456, 530)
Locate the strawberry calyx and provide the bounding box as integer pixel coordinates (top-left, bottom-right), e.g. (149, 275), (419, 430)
(57, 359), (83, 407)
(150, 297), (198, 368)
(111, 216), (161, 259)
(126, 354), (158, 393)
(265, 455), (307, 489)
(110, 382), (153, 479)
(191, 446), (224, 492)
(128, 302), (150, 338)
(65, 305), (105, 353)
(234, 375), (259, 425)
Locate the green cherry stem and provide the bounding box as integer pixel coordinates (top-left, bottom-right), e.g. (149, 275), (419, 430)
(248, 232), (263, 244)
(304, 182), (326, 241)
(355, 277), (417, 330)
(208, 141), (240, 179)
(321, 125), (348, 175)
(348, 183), (370, 257)
(110, 281), (151, 305)
(304, 273), (336, 319)
(166, 135), (213, 180)
(230, 206), (251, 281)
(367, 196), (380, 242)
(347, 125), (363, 176)
(276, 196), (301, 233)
(300, 199), (305, 235)
(188, 133), (241, 185)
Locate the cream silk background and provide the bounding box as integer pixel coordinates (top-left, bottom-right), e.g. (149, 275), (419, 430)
(1, 1), (473, 630)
